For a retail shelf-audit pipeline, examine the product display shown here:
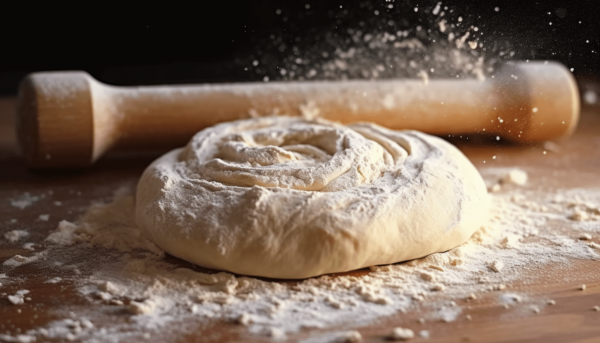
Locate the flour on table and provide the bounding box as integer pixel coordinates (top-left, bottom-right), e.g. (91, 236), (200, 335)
(390, 327), (414, 341)
(1, 170), (599, 342)
(8, 290), (30, 305)
(0, 334), (37, 343)
(3, 252), (46, 268)
(579, 233), (592, 240)
(9, 193), (40, 209)
(489, 260), (504, 272)
(45, 277), (62, 284)
(21, 242), (35, 251)
(335, 331), (362, 343)
(4, 230), (29, 243)
(501, 169), (528, 185)
(480, 168), (528, 190)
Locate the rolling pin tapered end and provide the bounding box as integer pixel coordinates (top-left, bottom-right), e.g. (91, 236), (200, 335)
(16, 71), (96, 168)
(495, 61), (580, 143)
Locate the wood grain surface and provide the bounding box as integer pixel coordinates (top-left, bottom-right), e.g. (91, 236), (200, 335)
(1, 94), (599, 342)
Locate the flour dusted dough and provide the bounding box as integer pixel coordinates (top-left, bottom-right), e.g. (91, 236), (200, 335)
(135, 117), (489, 279)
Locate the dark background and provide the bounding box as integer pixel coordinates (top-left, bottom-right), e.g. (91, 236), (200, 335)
(0, 0), (598, 95)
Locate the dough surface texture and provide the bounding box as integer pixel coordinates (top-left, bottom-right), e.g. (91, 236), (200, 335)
(136, 117), (489, 279)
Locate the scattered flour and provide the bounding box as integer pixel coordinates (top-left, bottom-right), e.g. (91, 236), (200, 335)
(489, 260), (505, 273)
(499, 293), (523, 304)
(248, 2), (501, 85)
(501, 169), (528, 186)
(3, 252), (46, 268)
(45, 277), (62, 284)
(3, 230), (29, 243)
(9, 193), (40, 209)
(0, 334), (37, 343)
(481, 168), (528, 189)
(8, 290), (30, 305)
(128, 299), (158, 315)
(1, 169), (599, 342)
(390, 327), (414, 340)
(22, 242), (35, 251)
(584, 90), (597, 105)
(334, 331), (362, 343)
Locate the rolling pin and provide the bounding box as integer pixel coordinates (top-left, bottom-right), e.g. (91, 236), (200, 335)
(16, 61), (579, 168)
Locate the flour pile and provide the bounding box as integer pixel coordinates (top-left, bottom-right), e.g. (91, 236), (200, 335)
(2, 167), (599, 342)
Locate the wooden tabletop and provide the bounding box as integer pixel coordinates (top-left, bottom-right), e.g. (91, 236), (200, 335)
(1, 91), (600, 342)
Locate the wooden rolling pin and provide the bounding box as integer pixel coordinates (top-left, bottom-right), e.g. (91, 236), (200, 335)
(16, 61), (579, 168)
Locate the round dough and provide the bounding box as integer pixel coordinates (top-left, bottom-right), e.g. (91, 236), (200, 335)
(135, 117), (489, 279)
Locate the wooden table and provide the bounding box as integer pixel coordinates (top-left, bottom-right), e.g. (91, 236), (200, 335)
(1, 91), (600, 342)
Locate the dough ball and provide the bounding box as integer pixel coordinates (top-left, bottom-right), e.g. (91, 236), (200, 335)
(135, 117), (489, 279)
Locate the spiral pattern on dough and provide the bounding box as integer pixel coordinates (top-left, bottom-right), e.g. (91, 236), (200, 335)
(136, 117), (489, 279)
